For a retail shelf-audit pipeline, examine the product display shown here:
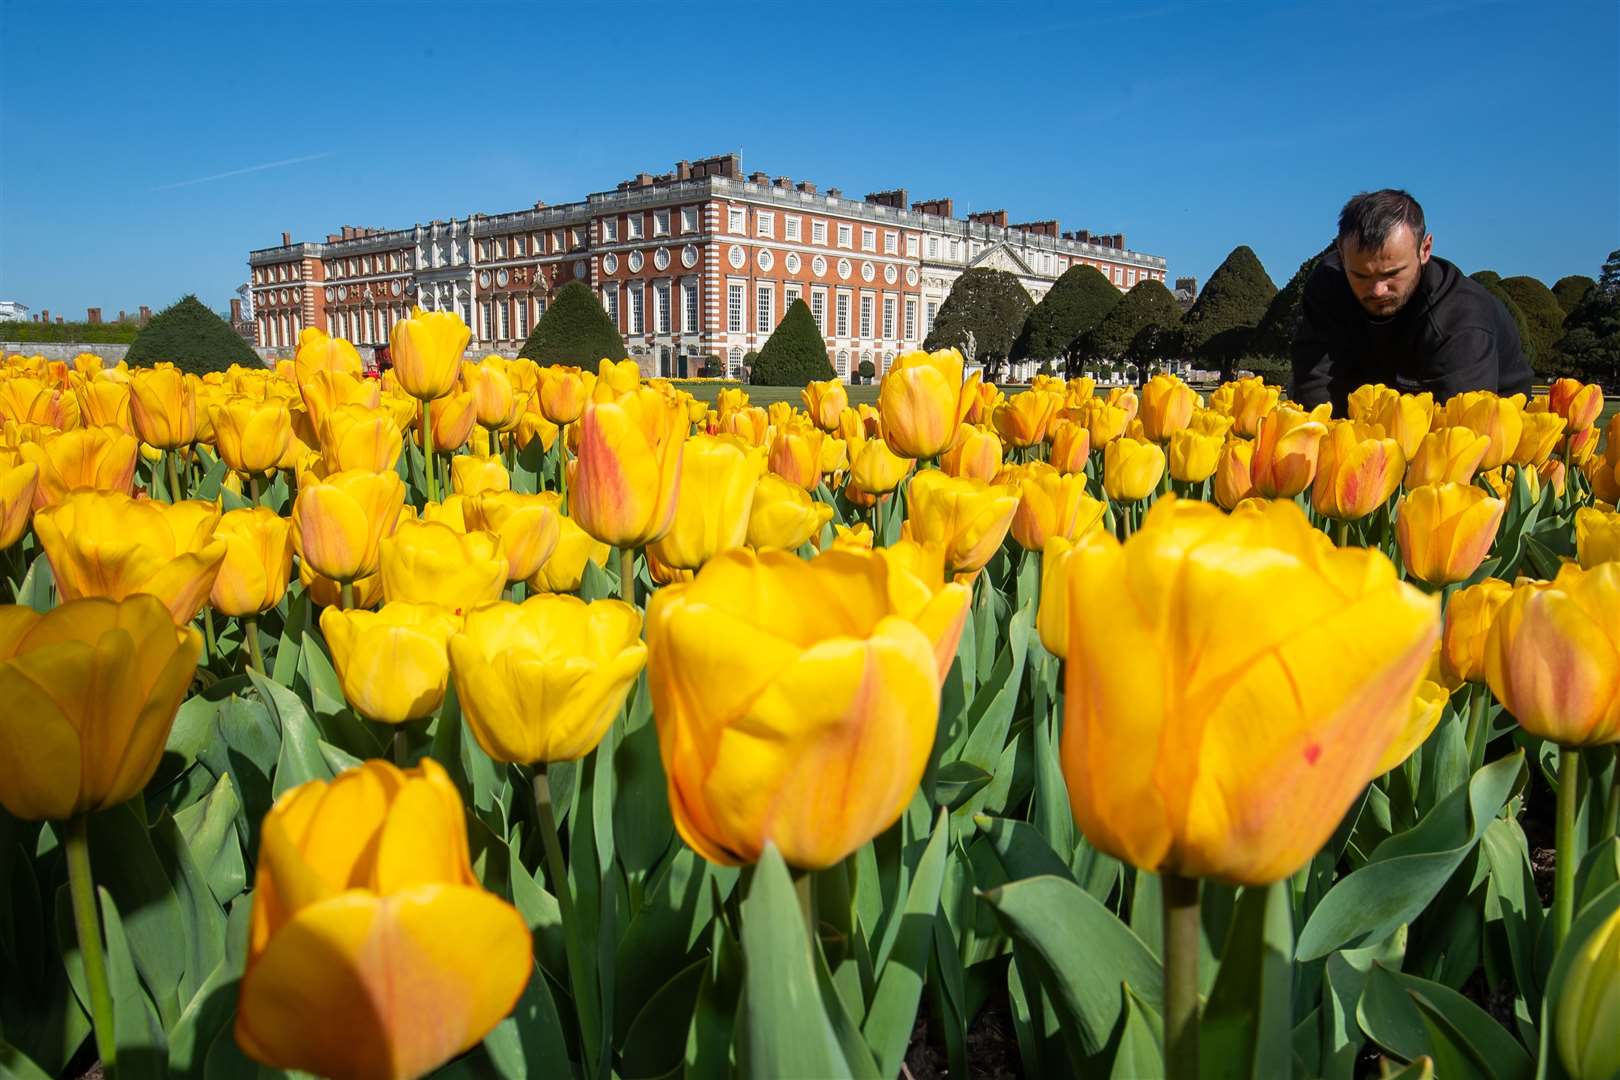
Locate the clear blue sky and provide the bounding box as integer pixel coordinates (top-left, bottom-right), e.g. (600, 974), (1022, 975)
(2, 0), (1615, 319)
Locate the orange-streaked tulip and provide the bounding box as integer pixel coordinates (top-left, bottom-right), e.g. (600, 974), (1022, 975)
(450, 596), (646, 763)
(1213, 439), (1257, 510)
(428, 390), (478, 454)
(391, 307), (471, 401)
(1168, 428), (1223, 484)
(1407, 425), (1492, 488)
(0, 462), (37, 549)
(1221, 376), (1282, 438)
(379, 520), (506, 613)
(991, 390), (1060, 449)
(1443, 390), (1524, 471)
(450, 454), (510, 497)
(879, 349), (972, 459)
(1251, 405), (1328, 498)
(1575, 506), (1620, 569)
(1548, 377), (1605, 433)
(801, 379), (849, 432)
(235, 757), (531, 1078)
(849, 436), (914, 495)
(292, 468), (407, 584)
(1485, 561), (1620, 746)
(1439, 578), (1513, 685)
(319, 602), (460, 723)
(34, 492), (225, 624)
(572, 386), (685, 548)
(527, 496), (611, 593)
(648, 435), (765, 571)
(905, 469), (1019, 575)
(1011, 466), (1106, 550)
(1139, 374), (1198, 442)
(1102, 437), (1166, 504)
(128, 364), (197, 449)
(767, 422), (825, 491)
(75, 378), (133, 434)
(746, 474), (834, 551)
(0, 595), (201, 820)
(940, 423), (1003, 482)
(1105, 387), (1140, 424)
(211, 395), (293, 476)
(320, 404), (404, 474)
(1071, 397), (1130, 449)
(210, 507), (293, 616)
(1511, 410), (1568, 468)
(1374, 391), (1436, 460)
(1395, 482), (1506, 587)
(647, 546), (970, 868)
(963, 379), (1005, 426)
(1061, 496), (1439, 884)
(1047, 419), (1091, 475)
(18, 425), (139, 508)
(537, 365), (594, 425)
(1311, 421), (1404, 520)
(721, 405), (769, 446)
(464, 491), (561, 583)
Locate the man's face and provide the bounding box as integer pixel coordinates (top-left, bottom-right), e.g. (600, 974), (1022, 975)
(1340, 225), (1433, 318)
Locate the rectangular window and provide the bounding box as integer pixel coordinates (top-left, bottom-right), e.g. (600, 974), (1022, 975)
(757, 211), (774, 239)
(682, 206), (699, 233)
(480, 301), (493, 340)
(883, 297), (896, 338)
(905, 299), (917, 340)
(513, 235), (526, 256)
(1126, 268), (1136, 286)
(684, 280), (699, 332)
(927, 236), (939, 258)
(906, 236), (919, 257)
(785, 215), (802, 242)
(884, 231), (898, 255)
(950, 240), (960, 260)
(571, 227), (586, 248)
(627, 214), (644, 240)
(859, 295), (874, 338)
(728, 207), (745, 233)
(601, 218), (618, 242)
(861, 227), (876, 252)
(552, 230), (564, 252)
(925, 301), (938, 332)
(784, 284), (802, 310)
(498, 300), (510, 340)
(728, 283), (745, 333)
(812, 220), (828, 245)
(1114, 266), (1123, 285)
(496, 239), (507, 259)
(835, 293), (850, 337)
(603, 285), (620, 327)
(654, 210), (670, 236)
(535, 297), (546, 320)
(655, 280), (671, 333)
(757, 285), (773, 334)
(837, 223), (853, 249)
(515, 299), (528, 338)
(811, 289), (827, 334)
(628, 284), (644, 334)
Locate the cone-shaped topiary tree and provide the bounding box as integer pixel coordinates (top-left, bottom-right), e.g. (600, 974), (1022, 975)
(124, 295), (261, 373)
(1080, 279), (1184, 361)
(1249, 251), (1325, 360)
(517, 281), (627, 366)
(923, 268), (1033, 382)
(750, 300), (834, 386)
(1180, 245), (1277, 375)
(1010, 265), (1121, 371)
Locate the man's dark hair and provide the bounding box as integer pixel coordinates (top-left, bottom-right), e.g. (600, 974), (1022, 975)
(1336, 189), (1427, 252)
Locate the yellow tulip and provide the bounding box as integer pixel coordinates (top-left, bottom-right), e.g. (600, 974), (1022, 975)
(35, 492), (225, 624)
(1037, 535), (1078, 656)
(300, 561), (383, 612)
(292, 468), (407, 584)
(299, 369), (381, 434)
(1311, 421), (1404, 521)
(419, 495), (468, 532)
(647, 546), (969, 868)
(128, 364), (197, 449)
(1485, 561), (1620, 747)
(767, 421), (825, 491)
(292, 328), (363, 385)
(75, 378), (133, 434)
(1220, 376), (1281, 438)
(940, 423), (1005, 482)
(449, 454), (510, 497)
(1575, 506), (1620, 569)
(1347, 384), (1394, 426)
(1443, 390), (1524, 471)
(963, 378), (1005, 425)
(0, 595), (201, 820)
(1548, 377), (1605, 433)
(210, 395), (293, 476)
(1070, 397), (1130, 449)
(1168, 428), (1223, 484)
(1556, 901), (1620, 1080)
(236, 758), (531, 1079)
(592, 358), (641, 400)
(210, 507), (293, 617)
(801, 379), (849, 432)
(536, 365), (594, 425)
(1060, 496), (1439, 884)
(320, 404), (404, 474)
(1440, 578), (1513, 685)
(1406, 425), (1491, 488)
(1102, 437), (1167, 504)
(1212, 439), (1257, 510)
(1373, 391), (1436, 459)
(832, 523), (874, 551)
(1011, 466), (1106, 550)
(879, 349), (972, 459)
(850, 435), (915, 495)
(450, 596), (646, 763)
(1395, 482), (1507, 587)
(905, 469), (1019, 575)
(1046, 419), (1091, 475)
(390, 307), (470, 401)
(1139, 374), (1198, 442)
(721, 404), (769, 446)
(466, 359), (522, 431)
(991, 390), (1060, 449)
(527, 497), (611, 593)
(1510, 410), (1568, 468)
(319, 602), (461, 723)
(427, 390), (478, 454)
(747, 474), (834, 551)
(1375, 678), (1452, 775)
(1251, 405), (1328, 498)
(0, 377), (79, 429)
(379, 520), (507, 613)
(0, 462), (37, 549)
(571, 386), (685, 548)
(647, 435), (765, 571)
(714, 386), (749, 417)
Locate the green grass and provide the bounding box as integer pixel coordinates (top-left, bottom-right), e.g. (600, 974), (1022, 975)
(677, 382), (881, 407)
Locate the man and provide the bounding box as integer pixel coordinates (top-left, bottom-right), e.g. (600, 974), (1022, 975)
(1290, 189), (1533, 415)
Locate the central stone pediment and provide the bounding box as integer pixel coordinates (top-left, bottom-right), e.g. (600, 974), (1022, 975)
(968, 243), (1036, 277)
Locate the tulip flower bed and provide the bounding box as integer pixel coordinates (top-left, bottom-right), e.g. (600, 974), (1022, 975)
(1, 316), (1618, 1080)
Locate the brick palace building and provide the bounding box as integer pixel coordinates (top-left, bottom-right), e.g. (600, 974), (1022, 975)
(247, 154), (1168, 381)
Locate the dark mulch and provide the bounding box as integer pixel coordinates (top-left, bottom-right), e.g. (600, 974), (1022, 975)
(904, 989), (1022, 1079)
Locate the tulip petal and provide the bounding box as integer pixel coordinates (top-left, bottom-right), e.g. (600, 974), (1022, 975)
(0, 657), (81, 820)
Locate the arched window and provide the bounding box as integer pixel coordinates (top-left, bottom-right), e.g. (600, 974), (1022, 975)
(729, 346), (743, 379)
(836, 350), (849, 381)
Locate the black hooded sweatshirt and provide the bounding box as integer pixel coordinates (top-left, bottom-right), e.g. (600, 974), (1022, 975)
(1289, 246), (1534, 416)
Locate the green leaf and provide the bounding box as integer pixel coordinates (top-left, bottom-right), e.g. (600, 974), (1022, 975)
(481, 958), (572, 1080)
(268, 588), (309, 688)
(611, 688), (673, 877)
(1537, 882), (1620, 1080)
(88, 804), (187, 1025)
(99, 886), (169, 1080)
(932, 761), (993, 810)
(0, 1040), (52, 1080)
(1356, 963), (1533, 1080)
(614, 849), (736, 1042)
(13, 553), (53, 613)
(976, 814), (1076, 884)
(1108, 984), (1165, 1079)
(1479, 817), (1545, 1016)
(1319, 928), (1407, 1080)
(981, 874), (1163, 1055)
(738, 846), (852, 1079)
(166, 899), (251, 1079)
(1409, 991), (1494, 1080)
(173, 773), (247, 907)
(1297, 752), (1523, 960)
(684, 916), (743, 1080)
(862, 809), (949, 1077)
(252, 666), (336, 798)
(1201, 882), (1294, 1080)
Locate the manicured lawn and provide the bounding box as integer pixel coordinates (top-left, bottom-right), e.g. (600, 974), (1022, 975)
(675, 382), (881, 407)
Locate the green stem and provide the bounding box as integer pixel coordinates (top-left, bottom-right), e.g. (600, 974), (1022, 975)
(1605, 749), (1620, 838)
(1554, 746), (1581, 951)
(65, 815), (117, 1072)
(1463, 683), (1490, 771)
(1334, 518), (1350, 549)
(1162, 872), (1201, 1080)
(532, 765), (598, 1078)
(618, 547), (636, 606)
(165, 449), (182, 504)
(249, 472), (262, 506)
(558, 423), (570, 514)
(243, 614), (265, 675)
(392, 728), (409, 767)
(421, 397), (438, 504)
(340, 580), (356, 612)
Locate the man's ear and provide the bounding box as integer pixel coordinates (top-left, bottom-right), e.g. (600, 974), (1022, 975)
(1418, 233), (1434, 264)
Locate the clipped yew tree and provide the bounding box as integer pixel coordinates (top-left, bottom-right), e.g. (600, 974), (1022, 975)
(1497, 276), (1566, 376)
(518, 281), (627, 366)
(1181, 245), (1277, 374)
(750, 299), (833, 386)
(1470, 269), (1502, 288)
(1249, 251), (1325, 360)
(1010, 264), (1121, 371)
(1080, 278), (1183, 360)
(1552, 274), (1596, 315)
(1480, 279), (1536, 371)
(923, 268), (1033, 380)
(124, 295), (260, 374)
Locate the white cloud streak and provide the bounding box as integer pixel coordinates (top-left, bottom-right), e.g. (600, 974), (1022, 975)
(154, 151), (336, 190)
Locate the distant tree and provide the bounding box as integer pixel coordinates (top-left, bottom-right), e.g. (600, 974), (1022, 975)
(517, 281), (626, 366)
(124, 295), (260, 373)
(1009, 265), (1121, 373)
(1180, 245), (1277, 375)
(923, 268), (1033, 381)
(1080, 279), (1184, 360)
(750, 300), (833, 386)
(1496, 276), (1566, 376)
(1478, 280), (1537, 374)
(1250, 250), (1325, 359)
(1554, 249), (1620, 388)
(857, 358), (876, 384)
(1553, 275), (1597, 316)
(1470, 270), (1502, 289)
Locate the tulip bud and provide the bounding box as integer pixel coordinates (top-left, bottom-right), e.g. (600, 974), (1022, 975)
(1168, 428), (1223, 484)
(1443, 390), (1524, 471)
(128, 364), (198, 449)
(1213, 438), (1257, 511)
(390, 307), (471, 401)
(1251, 406), (1328, 498)
(1047, 419), (1091, 475)
(293, 329), (363, 386)
(1375, 678), (1453, 775)
(1102, 437), (1166, 504)
(1396, 482), (1506, 588)
(1139, 374), (1199, 443)
(537, 365), (594, 425)
(879, 349), (973, 459)
(466, 358), (522, 431)
(1070, 397), (1130, 449)
(1406, 425), (1492, 488)
(1511, 410), (1568, 467)
(464, 491), (561, 583)
(592, 358), (641, 400)
(572, 386), (686, 548)
(292, 468), (407, 584)
(75, 378), (133, 434)
(211, 395), (294, 476)
(527, 496), (612, 593)
(991, 390), (1060, 449)
(1439, 578), (1512, 685)
(1219, 376), (1281, 438)
(1373, 391), (1436, 459)
(767, 421), (825, 491)
(938, 423), (1001, 482)
(1555, 901), (1620, 1080)
(850, 436), (915, 495)
(428, 390), (479, 453)
(906, 469), (1019, 575)
(210, 507), (294, 617)
(1037, 535), (1084, 656)
(1548, 377), (1604, 433)
(450, 453), (511, 497)
(832, 523), (874, 551)
(320, 602), (461, 723)
(319, 403), (403, 474)
(1575, 506), (1620, 569)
